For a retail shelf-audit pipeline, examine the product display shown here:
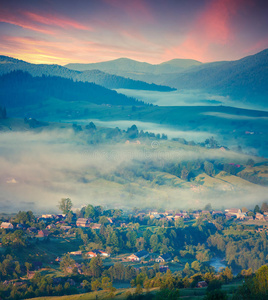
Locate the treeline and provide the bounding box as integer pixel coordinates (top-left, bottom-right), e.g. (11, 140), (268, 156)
(70, 123), (169, 148)
(207, 229), (268, 271)
(81, 70), (176, 91)
(0, 71), (146, 108)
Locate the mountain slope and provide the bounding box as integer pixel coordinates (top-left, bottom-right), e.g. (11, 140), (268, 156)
(79, 69), (175, 91)
(160, 49), (268, 104)
(0, 56), (174, 91)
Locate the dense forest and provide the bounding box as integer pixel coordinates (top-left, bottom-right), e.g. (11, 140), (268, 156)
(0, 106), (7, 119)
(80, 70), (175, 91)
(0, 71), (146, 108)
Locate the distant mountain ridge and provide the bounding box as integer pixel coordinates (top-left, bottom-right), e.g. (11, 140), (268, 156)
(65, 57), (202, 74)
(0, 56), (174, 92)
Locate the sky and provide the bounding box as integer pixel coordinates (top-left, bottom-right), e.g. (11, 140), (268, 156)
(0, 0), (267, 65)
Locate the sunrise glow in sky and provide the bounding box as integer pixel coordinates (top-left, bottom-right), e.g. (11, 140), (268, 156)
(0, 0), (267, 65)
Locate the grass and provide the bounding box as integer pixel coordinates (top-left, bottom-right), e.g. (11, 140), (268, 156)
(26, 281), (243, 300)
(27, 288), (140, 300)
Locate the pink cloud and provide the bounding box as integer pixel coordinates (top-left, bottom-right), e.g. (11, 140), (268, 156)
(0, 34), (161, 65)
(0, 9), (92, 35)
(197, 0), (250, 44)
(23, 11), (92, 31)
(162, 0), (254, 62)
(0, 13), (55, 35)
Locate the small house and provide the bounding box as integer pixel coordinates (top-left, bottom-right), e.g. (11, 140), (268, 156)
(60, 225), (72, 231)
(37, 230), (49, 237)
(155, 253), (172, 263)
(69, 250), (82, 256)
(197, 281), (208, 288)
(127, 250), (149, 261)
(0, 222), (14, 229)
(91, 223), (101, 230)
(76, 218), (91, 227)
(86, 250), (110, 257)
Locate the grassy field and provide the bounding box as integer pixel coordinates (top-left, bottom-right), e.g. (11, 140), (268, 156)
(27, 281), (243, 300)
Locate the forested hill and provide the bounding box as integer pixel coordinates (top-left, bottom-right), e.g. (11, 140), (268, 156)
(162, 48), (268, 105)
(79, 69), (175, 91)
(0, 106), (7, 119)
(0, 56), (174, 92)
(0, 71), (145, 108)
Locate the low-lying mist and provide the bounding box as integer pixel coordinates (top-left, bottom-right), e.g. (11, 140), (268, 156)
(115, 89), (266, 110)
(67, 119), (216, 142)
(0, 129), (267, 214)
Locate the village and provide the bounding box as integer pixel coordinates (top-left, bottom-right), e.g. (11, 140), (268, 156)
(0, 201), (268, 299)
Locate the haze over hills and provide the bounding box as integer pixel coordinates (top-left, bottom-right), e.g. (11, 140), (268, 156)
(0, 56), (174, 92)
(65, 49), (268, 106)
(160, 49), (268, 105)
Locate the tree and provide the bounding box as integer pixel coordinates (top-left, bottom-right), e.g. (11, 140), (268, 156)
(191, 260), (201, 272)
(205, 137), (218, 149)
(254, 265), (268, 295)
(58, 198), (72, 214)
(247, 158), (255, 167)
(66, 211), (75, 224)
(222, 267), (233, 283)
(181, 167), (189, 181)
(127, 124), (138, 139)
(91, 279), (101, 291)
(204, 203), (212, 211)
(84, 204), (95, 219)
(150, 234), (159, 252)
(2, 230), (26, 248)
(101, 277), (113, 290)
(60, 254), (75, 275)
(85, 121), (96, 131)
(254, 205), (261, 214)
(175, 218), (184, 229)
(82, 280), (91, 292)
(89, 255), (103, 277)
(99, 216), (109, 225)
(183, 262), (191, 276)
(204, 161), (215, 176)
(134, 284), (143, 295)
(25, 262), (32, 273)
